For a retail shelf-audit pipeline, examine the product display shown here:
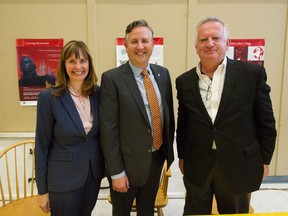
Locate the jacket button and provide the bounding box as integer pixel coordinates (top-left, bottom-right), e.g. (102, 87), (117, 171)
(213, 127), (216, 131)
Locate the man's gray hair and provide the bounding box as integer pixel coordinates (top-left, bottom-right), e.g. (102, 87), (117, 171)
(196, 16), (230, 41)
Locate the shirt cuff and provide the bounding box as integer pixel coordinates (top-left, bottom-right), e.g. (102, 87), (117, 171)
(111, 171), (126, 180)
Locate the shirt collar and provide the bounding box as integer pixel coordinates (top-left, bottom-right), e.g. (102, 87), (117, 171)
(129, 61), (152, 77)
(196, 57), (227, 78)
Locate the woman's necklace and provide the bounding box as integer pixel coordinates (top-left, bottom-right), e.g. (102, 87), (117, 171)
(68, 85), (81, 97)
(80, 99), (85, 110)
(69, 91), (81, 97)
(68, 85), (85, 109)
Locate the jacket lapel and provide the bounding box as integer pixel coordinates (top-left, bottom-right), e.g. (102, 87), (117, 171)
(61, 90), (87, 137)
(214, 59), (237, 124)
(190, 70), (212, 123)
(150, 65), (164, 98)
(122, 63), (150, 124)
(87, 90), (99, 137)
(150, 65), (168, 125)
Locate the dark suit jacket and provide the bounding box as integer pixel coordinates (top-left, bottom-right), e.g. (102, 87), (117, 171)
(100, 62), (175, 187)
(176, 58), (276, 194)
(35, 86), (105, 195)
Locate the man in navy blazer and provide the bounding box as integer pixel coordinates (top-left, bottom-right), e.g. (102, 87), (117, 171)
(176, 17), (276, 215)
(100, 19), (175, 216)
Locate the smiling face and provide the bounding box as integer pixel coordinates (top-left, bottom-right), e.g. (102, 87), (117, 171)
(195, 21), (229, 65)
(124, 26), (154, 68)
(65, 49), (89, 83)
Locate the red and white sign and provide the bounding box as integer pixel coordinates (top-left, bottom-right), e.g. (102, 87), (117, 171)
(226, 39), (265, 66)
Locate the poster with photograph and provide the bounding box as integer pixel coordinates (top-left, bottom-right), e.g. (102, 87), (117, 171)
(226, 39), (265, 66)
(16, 38), (63, 106)
(116, 37), (164, 66)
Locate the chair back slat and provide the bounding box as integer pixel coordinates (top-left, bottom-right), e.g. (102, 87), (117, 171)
(14, 148), (20, 199)
(23, 144), (27, 198)
(4, 154), (12, 202)
(30, 142), (35, 196)
(0, 176), (5, 205)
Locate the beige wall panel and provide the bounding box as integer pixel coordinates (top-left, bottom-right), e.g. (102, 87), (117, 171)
(0, 1), (87, 131)
(0, 0), (287, 175)
(276, 9), (288, 175)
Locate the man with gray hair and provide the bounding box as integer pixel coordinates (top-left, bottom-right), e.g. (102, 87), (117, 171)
(176, 16), (276, 215)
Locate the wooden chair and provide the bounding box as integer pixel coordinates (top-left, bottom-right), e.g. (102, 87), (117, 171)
(212, 195), (254, 214)
(108, 160), (171, 216)
(0, 139), (49, 216)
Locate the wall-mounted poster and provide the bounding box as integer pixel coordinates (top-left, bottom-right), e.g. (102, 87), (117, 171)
(116, 37), (164, 67)
(226, 39), (265, 66)
(16, 38), (63, 106)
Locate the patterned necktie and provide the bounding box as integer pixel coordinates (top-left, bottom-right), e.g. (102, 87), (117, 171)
(141, 69), (163, 150)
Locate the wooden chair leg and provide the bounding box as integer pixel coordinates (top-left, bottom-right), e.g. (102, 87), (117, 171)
(157, 207), (163, 216)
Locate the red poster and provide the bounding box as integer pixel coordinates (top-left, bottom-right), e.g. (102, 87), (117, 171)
(227, 39), (265, 66)
(16, 38), (63, 106)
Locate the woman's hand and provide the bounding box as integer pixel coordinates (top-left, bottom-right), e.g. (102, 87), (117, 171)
(38, 193), (50, 213)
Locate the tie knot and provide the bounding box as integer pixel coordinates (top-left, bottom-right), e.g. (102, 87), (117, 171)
(141, 69), (148, 77)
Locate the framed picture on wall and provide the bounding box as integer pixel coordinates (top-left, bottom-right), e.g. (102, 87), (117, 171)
(226, 39), (265, 66)
(16, 38), (63, 106)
